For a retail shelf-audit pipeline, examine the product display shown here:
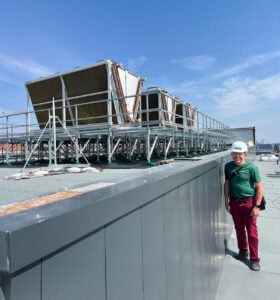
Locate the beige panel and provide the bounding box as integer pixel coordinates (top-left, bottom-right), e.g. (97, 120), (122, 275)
(27, 63), (112, 128)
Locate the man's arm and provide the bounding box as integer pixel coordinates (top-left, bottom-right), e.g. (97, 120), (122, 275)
(251, 182), (263, 218)
(224, 179), (230, 213)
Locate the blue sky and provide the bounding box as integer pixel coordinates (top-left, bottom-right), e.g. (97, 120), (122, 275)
(1, 0), (280, 143)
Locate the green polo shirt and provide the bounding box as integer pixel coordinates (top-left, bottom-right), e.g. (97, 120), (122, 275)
(224, 161), (261, 198)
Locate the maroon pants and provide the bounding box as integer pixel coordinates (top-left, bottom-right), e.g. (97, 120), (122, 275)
(230, 198), (260, 262)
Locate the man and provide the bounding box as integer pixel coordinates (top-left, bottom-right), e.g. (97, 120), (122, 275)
(224, 141), (263, 271)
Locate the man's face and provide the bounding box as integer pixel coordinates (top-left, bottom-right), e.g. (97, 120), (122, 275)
(231, 151), (247, 165)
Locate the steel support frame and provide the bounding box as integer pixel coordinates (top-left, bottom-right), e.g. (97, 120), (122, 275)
(0, 85), (232, 165)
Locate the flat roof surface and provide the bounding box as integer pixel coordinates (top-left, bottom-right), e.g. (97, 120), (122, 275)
(0, 158), (207, 206)
(216, 158), (280, 299)
(0, 164), (149, 205)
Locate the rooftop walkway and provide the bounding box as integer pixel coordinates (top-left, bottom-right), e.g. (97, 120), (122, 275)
(216, 158), (280, 300)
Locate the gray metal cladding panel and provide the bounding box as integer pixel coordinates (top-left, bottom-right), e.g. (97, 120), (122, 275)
(178, 183), (195, 300)
(203, 168), (221, 299)
(106, 210), (143, 300)
(0, 288), (4, 300)
(209, 167), (224, 294)
(42, 229), (106, 300)
(10, 265), (41, 300)
(163, 189), (183, 300)
(190, 171), (217, 300)
(189, 166), (223, 300)
(0, 232), (8, 271)
(196, 175), (210, 300)
(201, 170), (212, 297)
(141, 199), (167, 300)
(214, 165), (229, 291)
(0, 154), (231, 300)
(204, 168), (217, 299)
(189, 177), (203, 300)
(0, 158), (223, 274)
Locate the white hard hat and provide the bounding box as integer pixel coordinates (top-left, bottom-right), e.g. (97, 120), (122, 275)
(231, 141), (248, 153)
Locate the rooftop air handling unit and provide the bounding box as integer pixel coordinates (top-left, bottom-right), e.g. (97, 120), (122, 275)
(26, 60), (144, 129)
(140, 87), (196, 129)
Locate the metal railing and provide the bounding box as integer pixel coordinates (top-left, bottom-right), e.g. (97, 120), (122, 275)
(0, 90), (230, 165)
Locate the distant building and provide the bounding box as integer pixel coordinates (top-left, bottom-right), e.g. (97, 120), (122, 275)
(274, 143), (280, 154)
(256, 143), (274, 154)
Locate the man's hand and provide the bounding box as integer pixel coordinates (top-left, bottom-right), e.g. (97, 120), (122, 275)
(225, 201), (231, 214)
(224, 180), (231, 214)
(251, 206), (260, 218)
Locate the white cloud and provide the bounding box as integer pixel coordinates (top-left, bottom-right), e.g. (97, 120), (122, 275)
(167, 50), (280, 142)
(213, 73), (280, 118)
(214, 85), (258, 117)
(0, 73), (16, 85)
(172, 55), (216, 71)
(216, 50), (280, 78)
(169, 80), (196, 94)
(254, 74), (280, 100)
(0, 53), (53, 77)
(127, 56), (146, 71)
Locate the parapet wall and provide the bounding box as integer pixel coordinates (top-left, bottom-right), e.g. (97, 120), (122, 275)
(0, 151), (232, 300)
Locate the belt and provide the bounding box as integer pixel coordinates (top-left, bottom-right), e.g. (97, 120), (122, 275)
(230, 196), (254, 204)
